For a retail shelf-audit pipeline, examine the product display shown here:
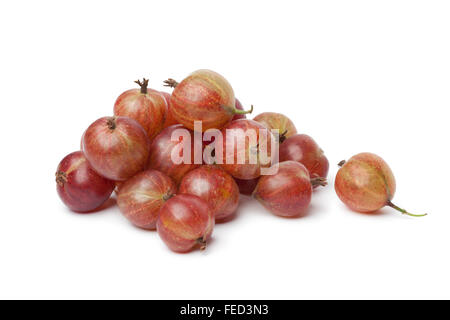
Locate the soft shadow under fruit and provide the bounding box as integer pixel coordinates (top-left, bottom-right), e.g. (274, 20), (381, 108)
(334, 152), (427, 217)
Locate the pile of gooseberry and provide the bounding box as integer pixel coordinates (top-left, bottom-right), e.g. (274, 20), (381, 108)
(56, 69), (426, 253)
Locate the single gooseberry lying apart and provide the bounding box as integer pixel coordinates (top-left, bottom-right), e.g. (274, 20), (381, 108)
(83, 116), (151, 181)
(253, 161), (326, 217)
(217, 119), (276, 180)
(160, 91), (179, 128)
(179, 165), (239, 222)
(148, 124), (200, 185)
(279, 134), (329, 181)
(114, 78), (167, 140)
(56, 151), (115, 212)
(164, 70), (252, 131)
(157, 194), (214, 253)
(117, 169), (177, 230)
(234, 177), (259, 196)
(253, 112), (297, 142)
(335, 152), (427, 217)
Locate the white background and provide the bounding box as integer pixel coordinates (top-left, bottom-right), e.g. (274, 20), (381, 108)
(0, 0), (449, 299)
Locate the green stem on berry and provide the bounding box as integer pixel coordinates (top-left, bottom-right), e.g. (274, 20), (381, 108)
(386, 200), (427, 217)
(234, 104), (253, 115)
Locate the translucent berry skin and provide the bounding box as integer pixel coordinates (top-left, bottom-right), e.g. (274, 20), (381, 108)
(170, 69), (237, 131)
(335, 152), (396, 213)
(117, 170), (177, 230)
(157, 194), (215, 253)
(279, 134), (329, 181)
(83, 116), (151, 181)
(56, 151), (115, 213)
(162, 87), (245, 127)
(179, 166), (239, 221)
(253, 112), (297, 139)
(147, 124), (200, 185)
(218, 119), (276, 180)
(114, 86), (167, 140)
(254, 161), (312, 217)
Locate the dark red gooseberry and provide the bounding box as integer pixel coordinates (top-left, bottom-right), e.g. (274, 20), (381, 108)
(279, 134), (329, 182)
(56, 151), (115, 212)
(254, 161), (326, 217)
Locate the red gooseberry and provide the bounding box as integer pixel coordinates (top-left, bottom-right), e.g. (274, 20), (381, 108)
(253, 112), (297, 142)
(335, 152), (427, 217)
(157, 194), (215, 253)
(148, 124), (200, 185)
(217, 119), (276, 180)
(56, 151), (115, 212)
(83, 116), (151, 181)
(117, 169), (177, 230)
(179, 165), (239, 222)
(164, 78), (247, 125)
(113, 78), (167, 140)
(253, 161), (327, 217)
(164, 70), (252, 131)
(279, 134), (329, 181)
